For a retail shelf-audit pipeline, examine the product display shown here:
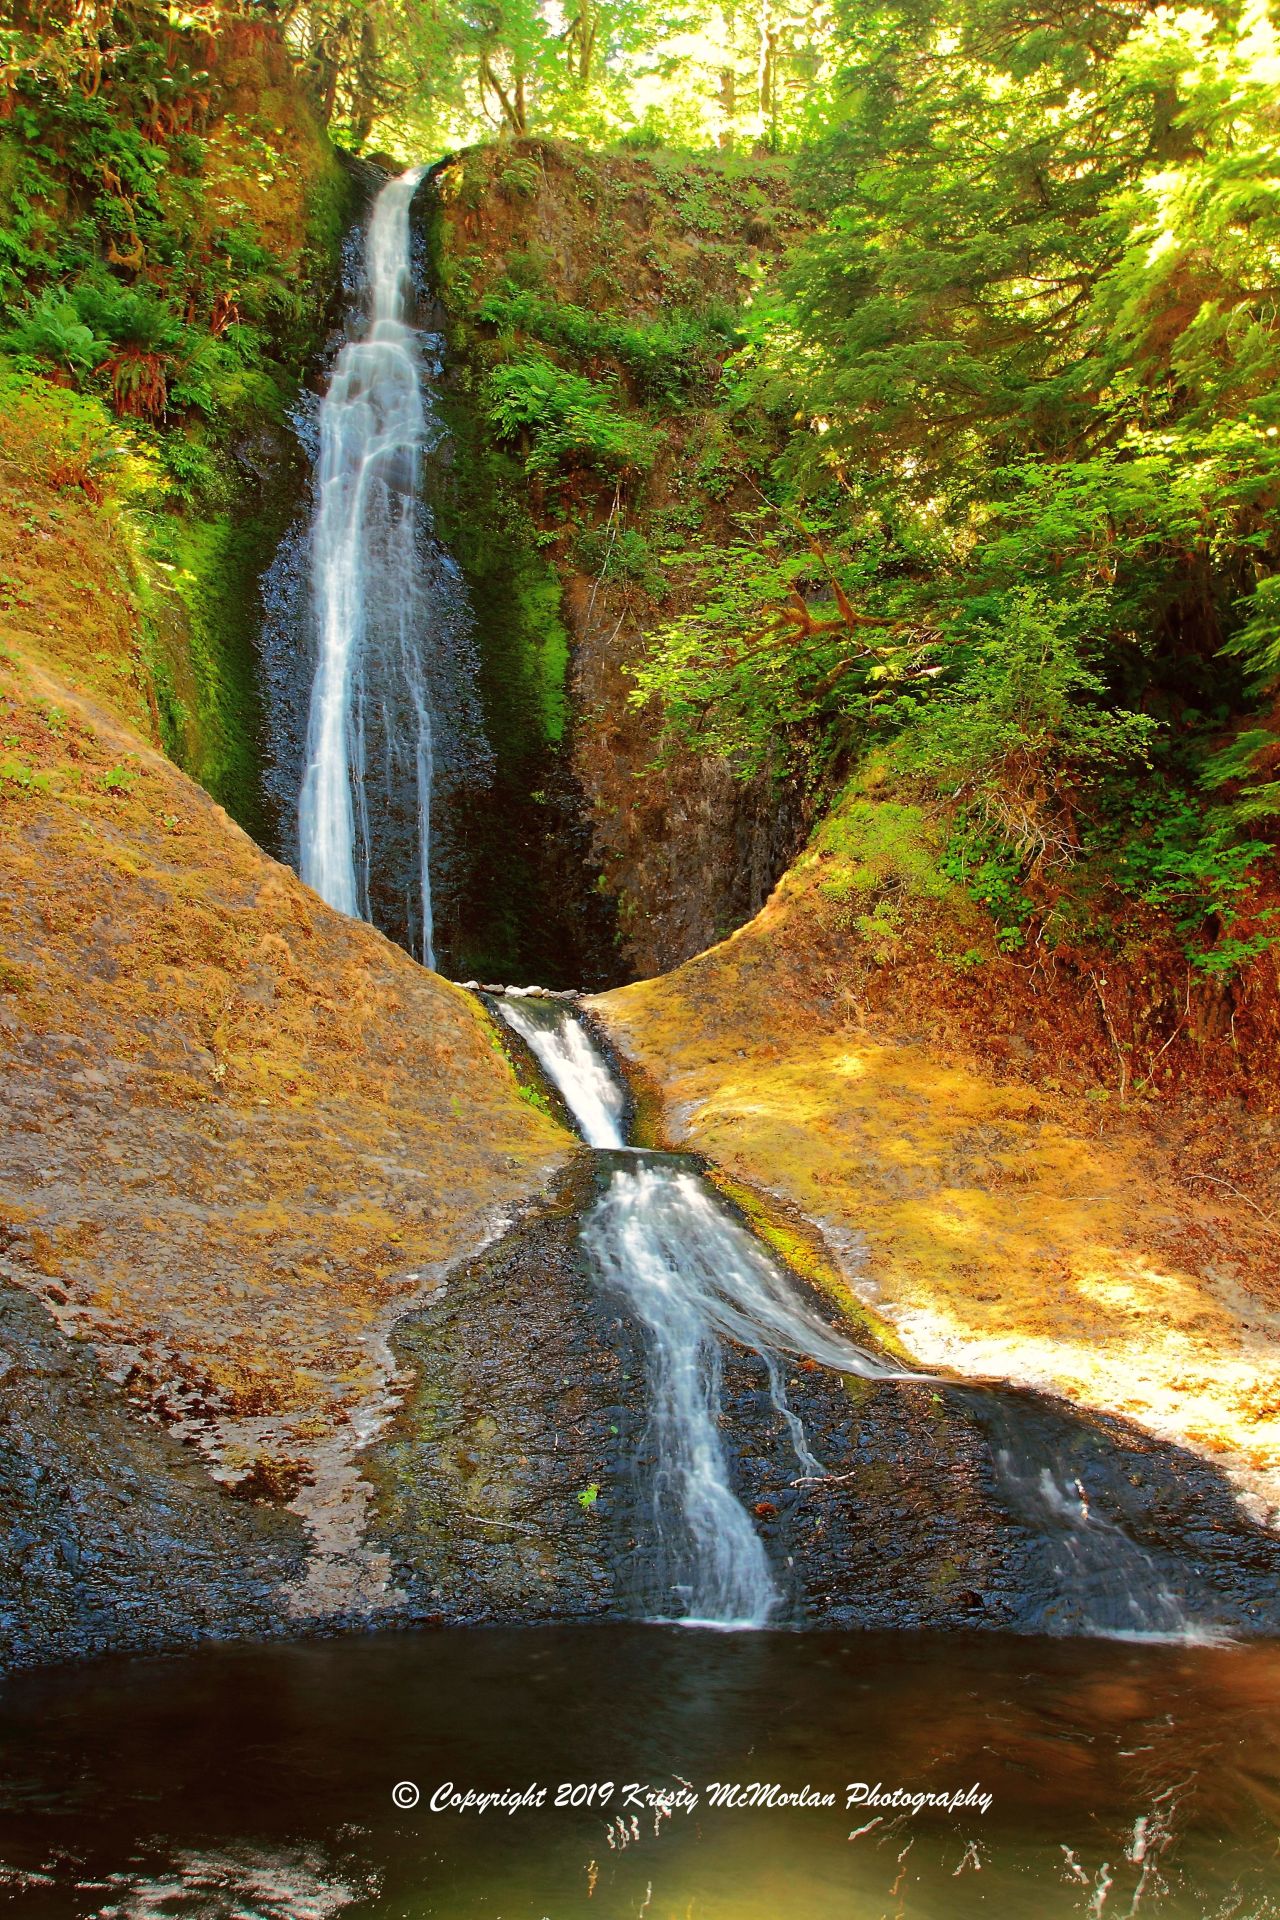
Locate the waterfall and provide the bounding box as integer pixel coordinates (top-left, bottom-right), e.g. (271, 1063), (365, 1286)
(583, 1162), (919, 1623)
(583, 1168), (780, 1626)
(492, 993), (903, 1627)
(493, 993), (628, 1148)
(298, 167), (437, 964)
(490, 992), (1214, 1639)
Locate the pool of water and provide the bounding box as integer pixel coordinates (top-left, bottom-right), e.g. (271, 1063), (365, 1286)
(3, 1624), (1279, 1917)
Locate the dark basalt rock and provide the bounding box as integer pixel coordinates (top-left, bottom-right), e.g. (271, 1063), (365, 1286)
(0, 1284), (306, 1672)
(366, 1161), (650, 1621)
(364, 1172), (1280, 1639)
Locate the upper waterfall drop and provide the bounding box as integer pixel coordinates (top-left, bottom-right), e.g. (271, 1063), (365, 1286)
(298, 166), (437, 964)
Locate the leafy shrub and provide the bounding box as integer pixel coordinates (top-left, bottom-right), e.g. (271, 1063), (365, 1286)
(1, 291), (103, 374)
(1118, 800), (1276, 975)
(938, 826), (1036, 951)
(484, 355), (658, 478)
(498, 155), (541, 201)
(894, 590), (1157, 871)
(479, 284), (737, 400)
(574, 523), (659, 591)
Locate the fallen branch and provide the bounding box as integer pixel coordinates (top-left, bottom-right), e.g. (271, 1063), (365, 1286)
(1185, 1172), (1280, 1238)
(461, 1511), (539, 1534)
(1089, 970), (1131, 1101)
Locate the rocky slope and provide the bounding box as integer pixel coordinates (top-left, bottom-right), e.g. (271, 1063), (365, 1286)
(0, 483), (576, 1662)
(0, 512), (572, 1660)
(0, 57), (576, 1670)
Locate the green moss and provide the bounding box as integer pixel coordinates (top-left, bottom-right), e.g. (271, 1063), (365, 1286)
(516, 565), (570, 744)
(809, 793), (953, 906)
(417, 196), (609, 981)
(0, 954), (31, 993)
(145, 509), (268, 828)
(924, 1556), (963, 1595)
(706, 1169), (915, 1365)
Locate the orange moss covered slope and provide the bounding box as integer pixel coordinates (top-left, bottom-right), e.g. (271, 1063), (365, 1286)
(0, 390), (571, 1618)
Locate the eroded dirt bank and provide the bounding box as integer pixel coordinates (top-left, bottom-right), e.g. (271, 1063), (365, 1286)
(592, 826), (1280, 1533)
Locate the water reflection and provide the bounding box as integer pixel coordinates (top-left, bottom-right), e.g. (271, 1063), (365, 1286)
(3, 1624), (1280, 1917)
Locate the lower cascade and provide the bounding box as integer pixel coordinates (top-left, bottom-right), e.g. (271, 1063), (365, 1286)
(582, 1162), (860, 1626)
(489, 992), (1209, 1640)
(492, 992), (895, 1625)
(493, 992), (629, 1149)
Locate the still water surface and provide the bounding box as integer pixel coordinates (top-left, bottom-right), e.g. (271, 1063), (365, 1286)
(3, 1624), (1279, 1918)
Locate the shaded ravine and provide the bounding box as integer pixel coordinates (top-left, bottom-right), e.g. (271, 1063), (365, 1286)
(258, 169), (621, 985)
(479, 992), (1280, 1640)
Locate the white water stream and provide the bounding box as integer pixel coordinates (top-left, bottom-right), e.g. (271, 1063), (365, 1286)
(298, 168), (436, 963)
(494, 993), (628, 1148)
(493, 993), (905, 1625)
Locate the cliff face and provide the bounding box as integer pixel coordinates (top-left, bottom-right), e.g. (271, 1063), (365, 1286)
(426, 138), (808, 983)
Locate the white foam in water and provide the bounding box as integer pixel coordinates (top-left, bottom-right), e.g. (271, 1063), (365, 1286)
(582, 1160), (908, 1627)
(299, 168), (436, 963)
(495, 996), (628, 1148)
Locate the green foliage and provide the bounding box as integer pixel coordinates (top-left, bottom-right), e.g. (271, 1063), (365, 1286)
(0, 6), (348, 840)
(634, 499), (923, 781)
(1117, 800), (1276, 977)
(479, 282), (738, 400)
(484, 353), (658, 478)
(0, 754), (52, 795)
(498, 155), (542, 200)
(629, 0), (1280, 978)
(0, 7), (349, 426)
(1, 290), (100, 374)
(574, 522), (658, 591)
(813, 794), (950, 904)
(938, 828), (1035, 953)
(893, 591), (1157, 867)
(515, 1079), (554, 1115)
